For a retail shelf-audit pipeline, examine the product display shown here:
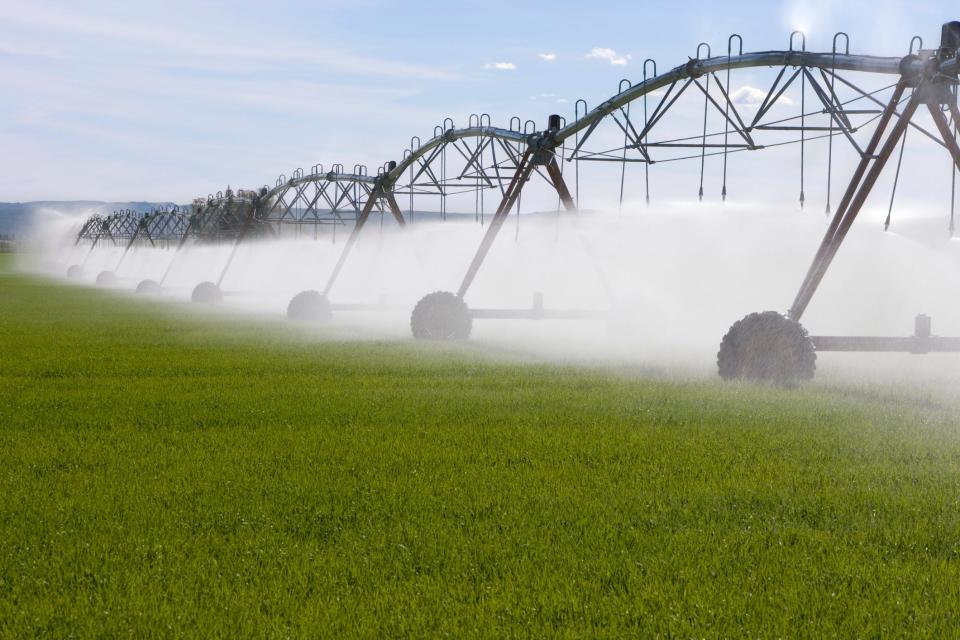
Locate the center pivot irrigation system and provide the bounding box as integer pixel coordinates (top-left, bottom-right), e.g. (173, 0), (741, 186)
(69, 21), (960, 383)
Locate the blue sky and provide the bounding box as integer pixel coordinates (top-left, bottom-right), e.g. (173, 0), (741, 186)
(0, 0), (957, 201)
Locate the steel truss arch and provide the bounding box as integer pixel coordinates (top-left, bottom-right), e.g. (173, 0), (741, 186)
(259, 168), (385, 231)
(69, 20), (960, 382)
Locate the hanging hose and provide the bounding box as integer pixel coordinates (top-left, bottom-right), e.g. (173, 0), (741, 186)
(517, 119), (536, 241)
(481, 113), (490, 225)
(826, 32), (850, 215)
(696, 43), (711, 201)
(885, 124), (909, 231)
(555, 115), (566, 215)
(443, 118), (455, 221)
(722, 35), (742, 202)
(617, 78), (631, 213)
(791, 31), (806, 208)
(574, 99), (587, 208)
(643, 60), (656, 205)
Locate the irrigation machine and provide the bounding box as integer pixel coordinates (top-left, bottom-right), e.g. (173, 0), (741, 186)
(67, 20), (960, 383)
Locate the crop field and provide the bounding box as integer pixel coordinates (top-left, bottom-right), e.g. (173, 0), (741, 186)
(2, 253), (960, 636)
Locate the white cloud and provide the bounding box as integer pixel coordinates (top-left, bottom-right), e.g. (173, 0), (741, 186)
(730, 85), (794, 107)
(586, 47), (630, 66)
(483, 62), (516, 70)
(0, 3), (459, 81)
(538, 52), (557, 62)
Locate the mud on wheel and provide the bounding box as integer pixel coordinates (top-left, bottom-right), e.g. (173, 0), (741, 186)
(717, 311), (816, 385)
(410, 291), (472, 340)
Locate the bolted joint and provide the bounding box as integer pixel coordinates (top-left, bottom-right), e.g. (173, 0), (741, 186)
(684, 58), (703, 78)
(525, 132), (558, 165)
(374, 170), (393, 191)
(899, 54), (922, 86)
(378, 161), (398, 188)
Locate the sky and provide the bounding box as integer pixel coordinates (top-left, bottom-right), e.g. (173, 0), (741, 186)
(0, 0), (957, 202)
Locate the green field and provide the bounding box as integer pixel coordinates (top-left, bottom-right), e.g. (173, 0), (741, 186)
(2, 255), (960, 637)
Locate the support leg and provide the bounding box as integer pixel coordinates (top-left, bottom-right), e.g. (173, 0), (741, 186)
(546, 157), (576, 211)
(159, 216), (198, 286)
(788, 85), (915, 321)
(927, 102), (960, 171)
(322, 190), (381, 297)
(115, 224), (145, 272)
(456, 150), (534, 298)
(384, 191), (407, 227)
(216, 203), (262, 288)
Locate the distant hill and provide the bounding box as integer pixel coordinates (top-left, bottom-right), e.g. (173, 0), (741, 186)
(0, 201), (180, 237)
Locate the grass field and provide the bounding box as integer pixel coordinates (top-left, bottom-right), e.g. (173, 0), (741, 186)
(3, 254), (960, 637)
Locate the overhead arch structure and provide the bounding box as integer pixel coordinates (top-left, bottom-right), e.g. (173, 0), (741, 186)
(70, 206), (190, 285)
(403, 27), (960, 353)
(69, 21), (960, 381)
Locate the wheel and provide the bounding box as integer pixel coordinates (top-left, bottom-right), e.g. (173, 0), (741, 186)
(95, 270), (117, 286)
(717, 311), (816, 385)
(66, 265), (85, 279)
(410, 291), (472, 340)
(191, 281), (223, 304)
(136, 279), (162, 295)
(287, 290), (331, 322)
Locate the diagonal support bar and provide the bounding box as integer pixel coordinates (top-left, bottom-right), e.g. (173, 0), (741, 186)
(546, 157), (576, 211)
(927, 102), (960, 172)
(217, 201), (263, 288)
(159, 214), (199, 286)
(789, 83), (918, 321)
(457, 150), (534, 298)
(322, 188), (384, 297)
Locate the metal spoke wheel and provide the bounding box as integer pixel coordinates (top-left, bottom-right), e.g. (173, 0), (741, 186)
(95, 270), (117, 286)
(718, 311), (816, 385)
(136, 279), (162, 295)
(191, 281), (223, 304)
(410, 291), (472, 340)
(287, 290), (331, 322)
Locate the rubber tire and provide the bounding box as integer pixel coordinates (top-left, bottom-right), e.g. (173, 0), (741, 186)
(95, 270), (117, 286)
(410, 291), (472, 340)
(287, 290), (331, 322)
(717, 311), (816, 385)
(191, 281), (223, 304)
(136, 279), (162, 295)
(66, 265), (85, 279)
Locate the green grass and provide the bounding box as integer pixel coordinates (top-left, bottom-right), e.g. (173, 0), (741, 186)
(2, 255), (960, 637)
